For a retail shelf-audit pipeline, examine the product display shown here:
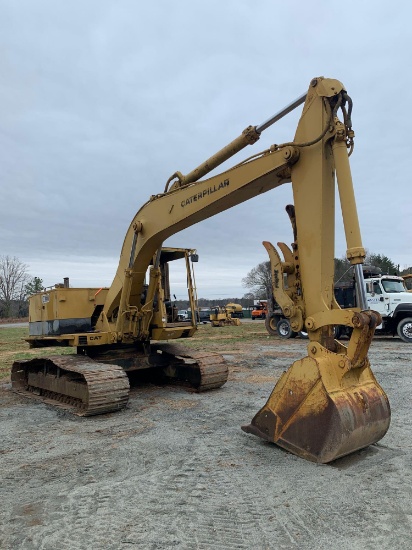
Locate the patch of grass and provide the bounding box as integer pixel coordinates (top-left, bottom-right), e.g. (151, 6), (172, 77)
(175, 322), (269, 351)
(0, 327), (28, 349)
(0, 321), (269, 380)
(0, 327), (75, 381)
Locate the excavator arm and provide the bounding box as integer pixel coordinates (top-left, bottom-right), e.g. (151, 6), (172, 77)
(240, 79), (390, 462)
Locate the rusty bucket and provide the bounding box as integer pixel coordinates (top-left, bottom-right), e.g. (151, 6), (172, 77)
(242, 344), (390, 463)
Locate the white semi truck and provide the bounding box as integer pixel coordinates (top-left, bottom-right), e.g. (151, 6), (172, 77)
(267, 266), (412, 343)
(334, 267), (412, 342)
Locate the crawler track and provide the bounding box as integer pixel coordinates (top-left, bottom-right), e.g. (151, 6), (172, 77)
(152, 343), (228, 391)
(11, 355), (130, 416)
(11, 345), (226, 416)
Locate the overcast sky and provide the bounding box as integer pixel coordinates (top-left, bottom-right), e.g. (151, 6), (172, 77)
(1, 1), (410, 299)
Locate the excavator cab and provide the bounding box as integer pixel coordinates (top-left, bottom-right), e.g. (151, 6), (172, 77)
(147, 247), (199, 340)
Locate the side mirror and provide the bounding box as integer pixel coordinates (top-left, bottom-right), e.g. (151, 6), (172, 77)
(191, 254), (199, 263)
(380, 296), (384, 302)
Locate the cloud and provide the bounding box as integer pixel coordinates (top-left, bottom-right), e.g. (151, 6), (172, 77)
(1, 1), (411, 298)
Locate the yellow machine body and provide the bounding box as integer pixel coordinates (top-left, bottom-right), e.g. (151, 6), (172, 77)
(225, 303), (243, 315)
(210, 307), (241, 327)
(28, 287), (110, 346)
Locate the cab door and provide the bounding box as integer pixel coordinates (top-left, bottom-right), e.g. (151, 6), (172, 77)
(366, 280), (387, 317)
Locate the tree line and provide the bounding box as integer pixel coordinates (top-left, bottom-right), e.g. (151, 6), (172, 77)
(174, 252), (412, 309)
(241, 253), (412, 300)
(0, 256), (43, 318)
(2, 252), (411, 319)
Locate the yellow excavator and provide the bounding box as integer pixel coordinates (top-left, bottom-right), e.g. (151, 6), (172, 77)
(12, 77), (390, 463)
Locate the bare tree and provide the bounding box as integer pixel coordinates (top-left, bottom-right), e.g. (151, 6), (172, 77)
(0, 256), (30, 318)
(242, 261), (272, 300)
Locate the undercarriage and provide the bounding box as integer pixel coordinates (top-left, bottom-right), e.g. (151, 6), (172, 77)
(11, 343), (228, 416)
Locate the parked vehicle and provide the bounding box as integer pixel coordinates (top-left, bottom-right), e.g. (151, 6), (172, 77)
(335, 266), (412, 343)
(187, 308), (211, 324)
(210, 306), (241, 327)
(264, 299), (307, 339)
(225, 303), (244, 318)
(251, 300), (267, 320)
(177, 310), (188, 321)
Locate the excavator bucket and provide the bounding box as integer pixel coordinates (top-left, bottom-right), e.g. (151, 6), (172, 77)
(242, 345), (390, 463)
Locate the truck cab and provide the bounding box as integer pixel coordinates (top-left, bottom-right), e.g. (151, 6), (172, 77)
(251, 301), (268, 320)
(364, 275), (412, 340)
(334, 271), (412, 343)
(366, 276), (407, 313)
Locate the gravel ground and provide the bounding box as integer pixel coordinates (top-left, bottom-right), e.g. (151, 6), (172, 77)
(0, 335), (411, 550)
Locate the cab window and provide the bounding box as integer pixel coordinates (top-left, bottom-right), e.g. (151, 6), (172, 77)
(373, 282), (382, 295)
(381, 280), (406, 293)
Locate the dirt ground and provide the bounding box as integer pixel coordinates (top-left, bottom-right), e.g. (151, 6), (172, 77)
(0, 328), (411, 550)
